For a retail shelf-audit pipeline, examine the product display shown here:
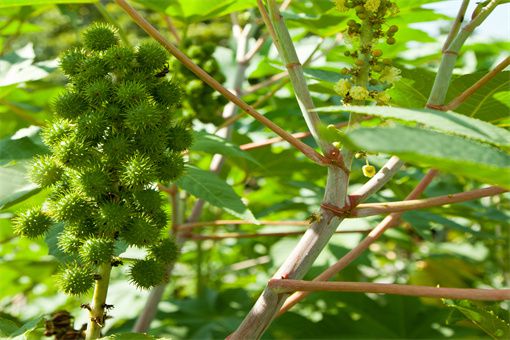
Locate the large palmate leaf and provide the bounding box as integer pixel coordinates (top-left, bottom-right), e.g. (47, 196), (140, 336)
(317, 105), (510, 148)
(339, 125), (510, 188)
(444, 300), (510, 339)
(176, 165), (256, 222)
(446, 71), (510, 123)
(387, 68), (435, 108)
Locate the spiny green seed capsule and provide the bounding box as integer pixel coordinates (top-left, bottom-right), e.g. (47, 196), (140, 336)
(82, 23), (119, 52)
(13, 208), (52, 238)
(56, 262), (95, 295)
(79, 238), (114, 265)
(129, 259), (166, 289)
(29, 155), (63, 188)
(148, 238), (179, 264)
(57, 230), (83, 254)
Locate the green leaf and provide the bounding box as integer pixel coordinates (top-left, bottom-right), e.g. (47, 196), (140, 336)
(191, 131), (260, 166)
(0, 0), (96, 8)
(339, 125), (510, 188)
(7, 316), (44, 339)
(446, 71), (510, 123)
(317, 105), (510, 148)
(176, 165), (256, 222)
(444, 300), (510, 339)
(165, 0), (256, 22)
(0, 318), (18, 337)
(0, 162), (41, 210)
(387, 68), (435, 108)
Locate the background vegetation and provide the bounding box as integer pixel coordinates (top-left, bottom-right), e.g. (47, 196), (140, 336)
(0, 0), (509, 339)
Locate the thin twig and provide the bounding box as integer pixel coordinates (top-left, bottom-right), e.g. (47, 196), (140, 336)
(349, 156), (404, 206)
(163, 16), (180, 43)
(177, 219), (310, 232)
(182, 229), (370, 240)
(245, 72), (288, 94)
(441, 57), (510, 111)
(115, 0), (328, 166)
(442, 0), (470, 52)
(279, 170), (438, 315)
(269, 279), (510, 301)
(349, 186), (507, 217)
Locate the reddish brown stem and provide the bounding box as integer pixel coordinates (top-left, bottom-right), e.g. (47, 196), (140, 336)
(182, 229), (370, 240)
(269, 279), (510, 301)
(278, 169), (438, 315)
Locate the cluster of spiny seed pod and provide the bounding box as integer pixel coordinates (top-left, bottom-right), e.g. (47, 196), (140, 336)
(13, 23), (191, 294)
(334, 0), (401, 105)
(170, 40), (227, 125)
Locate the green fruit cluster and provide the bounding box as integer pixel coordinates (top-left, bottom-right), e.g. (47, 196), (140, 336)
(13, 23), (185, 294)
(170, 40), (227, 125)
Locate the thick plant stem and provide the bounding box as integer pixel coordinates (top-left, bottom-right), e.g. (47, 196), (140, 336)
(86, 263), (112, 340)
(264, 0), (328, 152)
(230, 166), (348, 339)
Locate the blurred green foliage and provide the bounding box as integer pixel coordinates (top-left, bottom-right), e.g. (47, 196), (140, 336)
(0, 1), (509, 339)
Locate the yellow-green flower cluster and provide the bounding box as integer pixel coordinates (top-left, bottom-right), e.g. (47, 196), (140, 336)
(332, 0), (400, 105)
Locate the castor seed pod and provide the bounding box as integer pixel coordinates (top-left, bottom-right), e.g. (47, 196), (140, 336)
(148, 238), (178, 264)
(95, 202), (130, 235)
(13, 207), (52, 238)
(157, 151), (185, 183)
(136, 42), (167, 71)
(57, 229), (83, 254)
(131, 189), (163, 214)
(84, 78), (112, 105)
(120, 152), (157, 189)
(124, 102), (161, 132)
(129, 259), (166, 289)
(56, 262), (95, 295)
(29, 155), (63, 188)
(167, 123), (193, 152)
(122, 215), (161, 247)
(79, 238), (114, 265)
(355, 59), (365, 66)
(52, 92), (87, 120)
(42, 118), (74, 147)
(49, 191), (92, 224)
(82, 23), (118, 52)
(76, 111), (109, 144)
(59, 48), (86, 77)
(116, 80), (148, 107)
(73, 166), (111, 199)
(103, 45), (135, 71)
(151, 79), (181, 107)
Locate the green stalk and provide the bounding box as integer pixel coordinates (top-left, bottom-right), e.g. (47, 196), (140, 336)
(427, 0), (501, 106)
(85, 263), (112, 340)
